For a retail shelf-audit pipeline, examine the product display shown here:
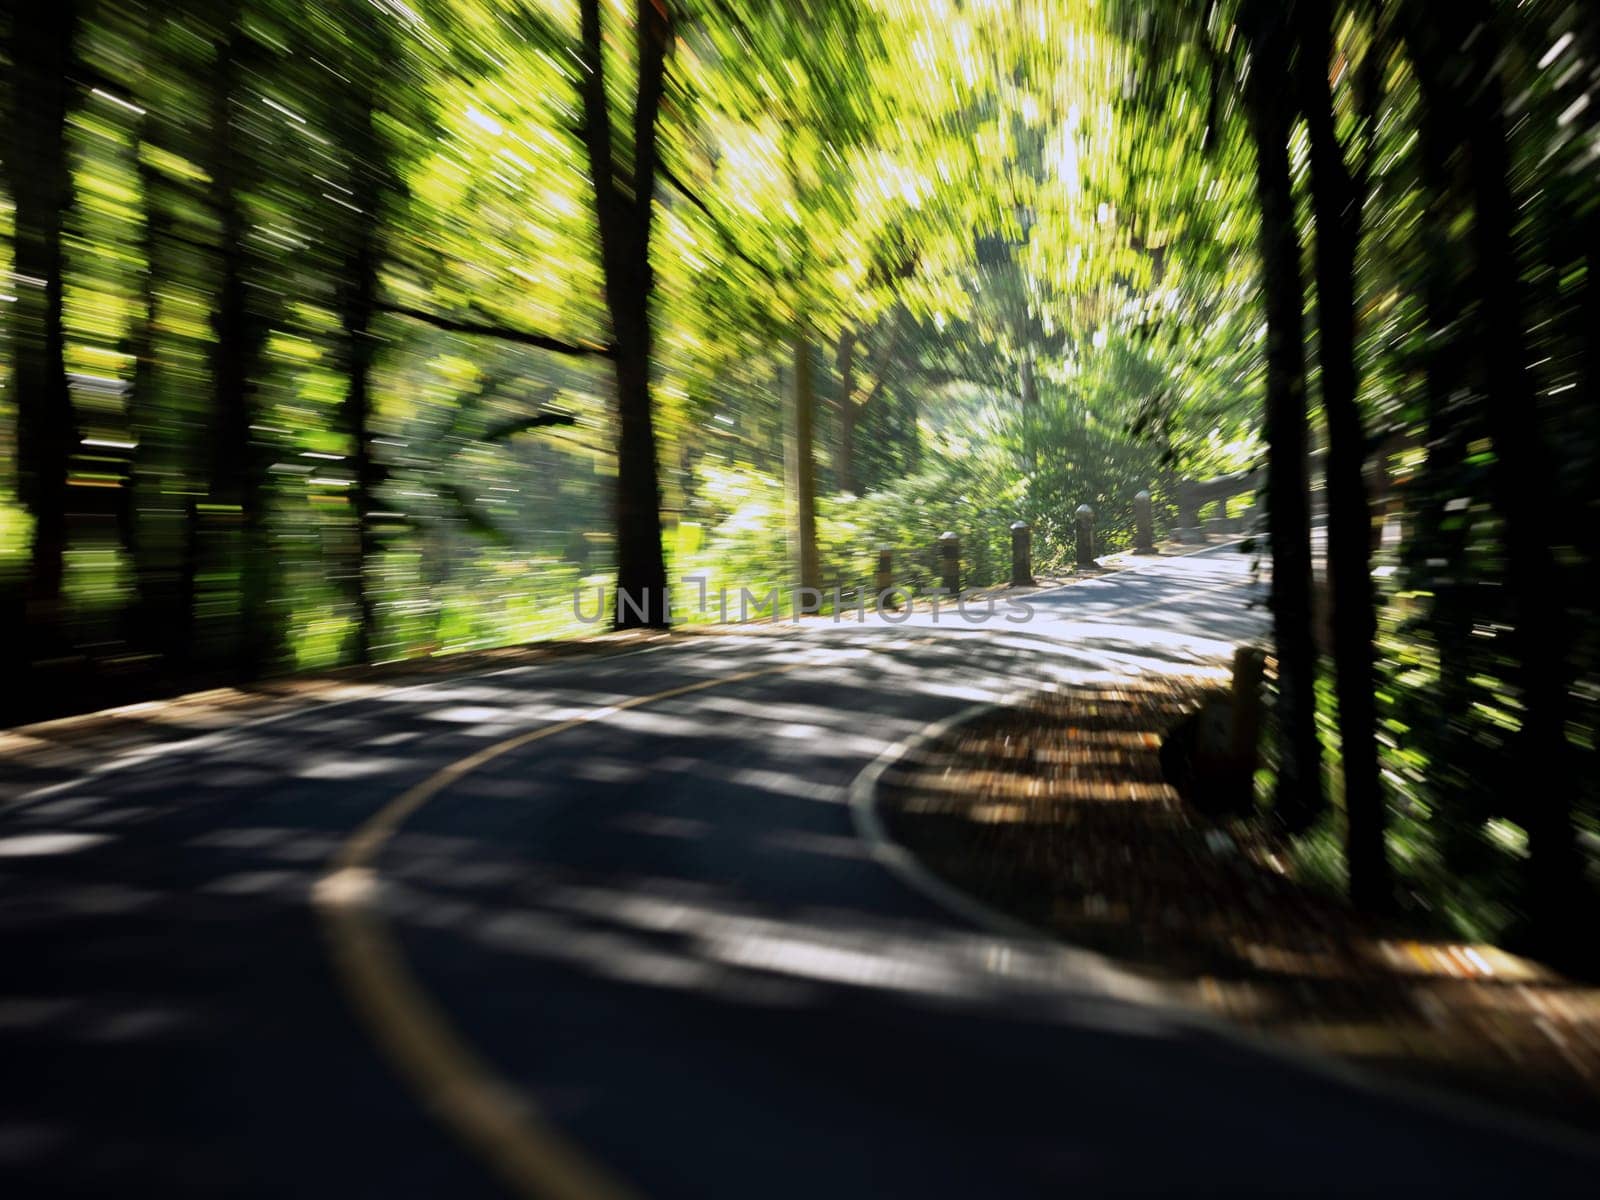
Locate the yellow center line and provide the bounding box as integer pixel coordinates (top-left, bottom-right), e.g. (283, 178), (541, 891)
(311, 574), (1255, 1196)
(314, 661), (802, 1200)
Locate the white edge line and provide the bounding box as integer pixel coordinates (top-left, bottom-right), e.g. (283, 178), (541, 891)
(847, 692), (1600, 1160)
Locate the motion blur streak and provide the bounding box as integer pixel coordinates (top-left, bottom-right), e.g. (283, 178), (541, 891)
(5, 0), (1600, 1195)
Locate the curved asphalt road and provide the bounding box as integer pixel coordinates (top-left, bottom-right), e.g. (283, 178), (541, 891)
(3, 543), (1596, 1197)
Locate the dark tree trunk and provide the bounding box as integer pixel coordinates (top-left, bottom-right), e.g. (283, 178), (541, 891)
(1583, 210), (1600, 622)
(124, 125), (170, 653)
(1243, 5), (1324, 832)
(204, 14), (273, 676)
(342, 201), (380, 662)
(338, 87), (387, 663)
(1298, 0), (1390, 910)
(901, 389), (921, 475)
(579, 0), (671, 630)
(6, 3), (78, 647)
(836, 332), (858, 495)
(1570, 11), (1600, 679)
(1451, 4), (1587, 951)
(1403, 22), (1477, 773)
(790, 324), (820, 595)
(123, 43), (201, 670)
(609, 300), (670, 627)
(834, 314), (900, 496)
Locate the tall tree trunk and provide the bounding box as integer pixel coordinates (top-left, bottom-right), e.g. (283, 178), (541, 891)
(123, 18), (201, 670)
(834, 313), (901, 496)
(1404, 23), (1478, 828)
(1582, 207), (1600, 640)
(1569, 9), (1600, 694)
(342, 201), (379, 662)
(6, 3), (79, 647)
(204, 13), (272, 676)
(901, 389), (921, 475)
(608, 292), (670, 627)
(1243, 5), (1324, 832)
(124, 122), (167, 652)
(579, 0), (671, 630)
(835, 331), (858, 495)
(1451, 3), (1587, 951)
(1020, 354), (1038, 475)
(790, 323), (820, 597)
(339, 86), (387, 663)
(1298, 0), (1390, 909)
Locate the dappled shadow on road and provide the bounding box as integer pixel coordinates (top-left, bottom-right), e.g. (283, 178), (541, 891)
(0, 627), (1242, 1195)
(7, 591), (1591, 1194)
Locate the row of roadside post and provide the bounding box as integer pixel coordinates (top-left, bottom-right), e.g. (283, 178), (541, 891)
(873, 490), (1170, 606)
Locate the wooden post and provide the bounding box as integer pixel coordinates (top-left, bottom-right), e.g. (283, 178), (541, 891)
(1220, 644), (1268, 815)
(875, 545), (896, 610)
(1009, 520), (1033, 586)
(939, 530), (960, 593)
(1134, 489), (1156, 554)
(1074, 504), (1096, 568)
(1231, 645), (1267, 772)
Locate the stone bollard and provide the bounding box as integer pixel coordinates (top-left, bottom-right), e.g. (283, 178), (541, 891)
(875, 545), (896, 610)
(1009, 521), (1033, 587)
(1074, 504), (1097, 568)
(1133, 489), (1156, 554)
(939, 531), (960, 594)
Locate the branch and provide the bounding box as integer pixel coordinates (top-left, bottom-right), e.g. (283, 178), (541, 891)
(1347, 17), (1390, 202)
(1198, 1), (1232, 157)
(379, 304), (611, 357)
(480, 411), (579, 442)
(864, 229), (919, 290)
(659, 161), (778, 282)
(631, 0), (672, 231)
(915, 368), (987, 391)
(856, 307), (905, 415)
(577, 0), (618, 234)
(71, 65), (143, 114)
(1296, 0), (1360, 239)
(438, 480), (512, 545)
(441, 371), (518, 442)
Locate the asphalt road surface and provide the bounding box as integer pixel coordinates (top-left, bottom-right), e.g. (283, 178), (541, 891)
(4, 543), (1597, 1197)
